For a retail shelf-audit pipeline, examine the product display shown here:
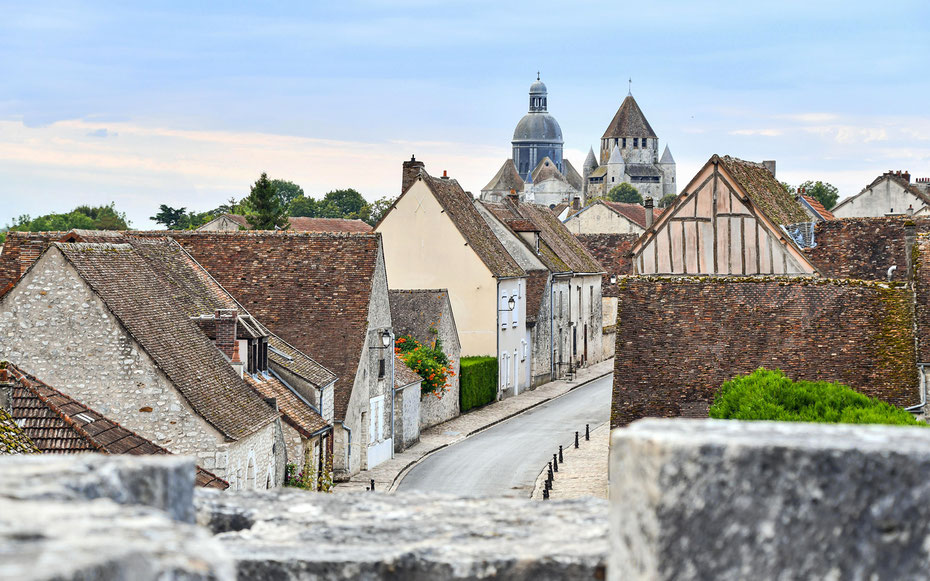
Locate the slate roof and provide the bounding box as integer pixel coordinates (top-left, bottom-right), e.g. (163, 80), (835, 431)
(158, 232), (384, 421)
(717, 155), (810, 226)
(0, 408), (40, 455)
(6, 364), (228, 489)
(482, 159), (525, 193)
(602, 95), (657, 139)
(562, 159), (584, 191)
(244, 374), (329, 437)
(801, 196), (836, 221)
(52, 241), (278, 441)
(205, 215), (372, 233)
(388, 289), (456, 348)
(532, 157), (569, 185)
(625, 164), (663, 177)
(394, 355), (422, 388)
(422, 172), (524, 278)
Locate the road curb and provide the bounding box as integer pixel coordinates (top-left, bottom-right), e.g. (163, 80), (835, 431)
(388, 367), (613, 492)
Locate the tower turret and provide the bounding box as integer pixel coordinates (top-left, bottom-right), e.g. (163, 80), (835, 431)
(512, 74), (564, 176)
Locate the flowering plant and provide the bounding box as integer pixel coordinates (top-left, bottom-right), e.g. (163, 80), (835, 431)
(395, 333), (454, 397)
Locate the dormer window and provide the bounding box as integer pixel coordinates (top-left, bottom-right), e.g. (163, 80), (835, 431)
(247, 337), (269, 375)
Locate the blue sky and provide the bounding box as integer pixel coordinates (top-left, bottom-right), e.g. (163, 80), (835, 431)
(1, 1), (928, 228)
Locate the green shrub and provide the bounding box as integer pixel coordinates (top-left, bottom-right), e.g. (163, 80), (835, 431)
(460, 356), (498, 412)
(709, 368), (924, 427)
(395, 335), (454, 397)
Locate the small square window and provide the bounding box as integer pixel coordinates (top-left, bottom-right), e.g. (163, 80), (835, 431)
(622, 138), (626, 148)
(633, 138), (639, 148)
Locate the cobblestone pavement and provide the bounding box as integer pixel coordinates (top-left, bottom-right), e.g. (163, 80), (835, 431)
(333, 358), (615, 493)
(531, 421), (609, 500)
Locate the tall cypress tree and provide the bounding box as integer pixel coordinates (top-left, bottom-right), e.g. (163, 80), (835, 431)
(246, 172), (290, 230)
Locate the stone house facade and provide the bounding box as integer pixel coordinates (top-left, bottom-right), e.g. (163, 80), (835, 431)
(563, 199), (655, 235)
(388, 289), (461, 430)
(832, 171), (930, 218)
(392, 355), (421, 453)
(0, 241), (285, 489)
(378, 159), (532, 398)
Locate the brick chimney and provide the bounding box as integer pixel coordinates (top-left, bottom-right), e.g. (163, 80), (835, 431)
(214, 309), (238, 361)
(762, 160), (776, 178)
(572, 196), (581, 211)
(507, 189), (519, 206)
(644, 197), (655, 229)
(402, 155), (425, 195)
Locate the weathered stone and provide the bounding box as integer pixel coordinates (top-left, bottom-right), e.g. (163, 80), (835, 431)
(0, 453), (197, 522)
(196, 488), (608, 580)
(610, 419), (930, 581)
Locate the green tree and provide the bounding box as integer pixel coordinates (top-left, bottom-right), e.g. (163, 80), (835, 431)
(365, 196), (394, 226)
(270, 179), (304, 210)
(8, 203), (130, 233)
(607, 183), (642, 204)
(288, 195), (319, 217)
(658, 194), (677, 208)
(245, 172), (289, 230)
(322, 189), (368, 219)
(780, 182), (797, 196)
(798, 180), (839, 210)
(151, 205), (188, 230)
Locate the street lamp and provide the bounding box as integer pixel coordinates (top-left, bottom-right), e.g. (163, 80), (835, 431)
(499, 296), (516, 312)
(370, 329), (393, 349)
(609, 275), (617, 284)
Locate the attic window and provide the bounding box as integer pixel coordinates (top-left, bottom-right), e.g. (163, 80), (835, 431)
(74, 412), (94, 423)
(642, 138), (647, 149)
(622, 138), (627, 148)
(633, 138), (639, 148)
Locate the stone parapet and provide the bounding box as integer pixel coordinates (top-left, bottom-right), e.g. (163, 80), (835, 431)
(610, 418), (930, 581)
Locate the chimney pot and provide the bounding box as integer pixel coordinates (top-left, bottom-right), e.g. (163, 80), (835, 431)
(572, 196), (581, 210)
(762, 160), (776, 178)
(214, 309), (238, 361)
(442, 170), (448, 178)
(644, 197), (655, 229)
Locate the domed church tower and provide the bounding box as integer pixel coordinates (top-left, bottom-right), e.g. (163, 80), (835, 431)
(512, 74), (564, 177)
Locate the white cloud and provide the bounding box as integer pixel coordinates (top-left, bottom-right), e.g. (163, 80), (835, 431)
(729, 129), (783, 137)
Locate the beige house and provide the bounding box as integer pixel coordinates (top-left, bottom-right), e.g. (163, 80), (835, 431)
(377, 158), (532, 397)
(832, 171), (930, 218)
(563, 199), (656, 235)
(632, 155), (819, 276)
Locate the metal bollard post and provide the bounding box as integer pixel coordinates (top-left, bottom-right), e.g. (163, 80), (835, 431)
(544, 477), (550, 491)
(575, 431), (579, 448)
(559, 445), (564, 463)
(370, 479), (375, 492)
(553, 453), (559, 472)
(543, 488), (550, 500)
(585, 423), (590, 441)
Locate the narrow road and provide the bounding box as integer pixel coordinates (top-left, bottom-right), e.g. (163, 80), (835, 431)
(396, 374), (611, 497)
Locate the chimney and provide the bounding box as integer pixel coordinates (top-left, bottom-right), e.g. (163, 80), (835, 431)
(572, 196), (581, 210)
(441, 170), (449, 180)
(762, 160), (776, 178)
(0, 362), (12, 414)
(644, 197), (655, 229)
(908, 205), (915, 216)
(507, 189), (519, 206)
(214, 309), (238, 361)
(401, 155), (425, 195)
(903, 171), (911, 183)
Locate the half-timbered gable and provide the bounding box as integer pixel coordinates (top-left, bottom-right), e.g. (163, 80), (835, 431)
(631, 155), (818, 276)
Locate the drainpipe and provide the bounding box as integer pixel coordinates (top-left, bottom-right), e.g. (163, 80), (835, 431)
(496, 279), (501, 400)
(549, 276), (555, 381)
(906, 366), (927, 412)
(887, 265), (897, 281)
(336, 420), (351, 471)
(389, 329), (395, 459)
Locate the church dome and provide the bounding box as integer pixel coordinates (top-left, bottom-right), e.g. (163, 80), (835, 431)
(529, 78), (547, 95)
(512, 113), (563, 143)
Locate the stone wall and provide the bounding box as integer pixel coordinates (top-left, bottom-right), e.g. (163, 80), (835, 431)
(393, 381), (420, 451)
(418, 297), (461, 429)
(804, 217), (921, 281)
(612, 276), (919, 427)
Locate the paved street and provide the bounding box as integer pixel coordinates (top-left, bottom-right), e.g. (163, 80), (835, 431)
(396, 374), (611, 497)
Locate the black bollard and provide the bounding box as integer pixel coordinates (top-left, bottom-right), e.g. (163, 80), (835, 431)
(559, 445), (564, 463)
(543, 488), (549, 500)
(553, 453), (559, 472)
(585, 423), (590, 441)
(575, 431), (580, 448)
(370, 479), (375, 492)
(544, 477), (550, 491)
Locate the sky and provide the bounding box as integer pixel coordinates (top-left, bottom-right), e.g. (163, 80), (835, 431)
(1, 1), (928, 229)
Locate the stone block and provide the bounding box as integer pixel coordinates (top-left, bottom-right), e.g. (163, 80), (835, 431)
(196, 489), (608, 580)
(610, 418), (930, 581)
(0, 453), (197, 523)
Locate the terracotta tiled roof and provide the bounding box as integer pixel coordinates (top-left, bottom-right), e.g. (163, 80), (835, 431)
(153, 232), (383, 421)
(0, 408), (40, 455)
(53, 241), (278, 441)
(394, 355), (422, 388)
(801, 196), (836, 221)
(388, 289), (455, 349)
(602, 95), (657, 139)
(6, 365), (228, 489)
(717, 155), (809, 225)
(482, 159), (524, 194)
(600, 200), (652, 228)
(218, 215), (372, 233)
(423, 173), (524, 278)
(575, 234), (639, 297)
(244, 374), (329, 437)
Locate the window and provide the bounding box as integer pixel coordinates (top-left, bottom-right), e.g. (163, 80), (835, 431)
(521, 339), (527, 361)
(559, 291), (563, 318)
(622, 138), (626, 148)
(512, 293), (519, 327)
(590, 286), (594, 317)
(518, 281), (523, 299)
(378, 358), (385, 379)
(612, 177), (615, 182)
(500, 293), (508, 329)
(633, 138), (639, 148)
(369, 396), (384, 441)
(642, 138), (647, 149)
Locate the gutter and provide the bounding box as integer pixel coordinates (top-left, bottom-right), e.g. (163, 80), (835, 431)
(906, 365), (927, 412)
(269, 367), (323, 417)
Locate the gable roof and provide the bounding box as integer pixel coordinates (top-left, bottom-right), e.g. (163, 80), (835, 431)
(575, 233), (639, 298)
(421, 172), (524, 278)
(0, 408), (40, 455)
(244, 374), (329, 437)
(602, 95), (657, 139)
(833, 173), (930, 215)
(6, 364), (227, 489)
(201, 214), (372, 233)
(394, 355), (422, 389)
(717, 155), (809, 225)
(156, 232), (384, 421)
(531, 157), (569, 185)
(49, 241), (278, 441)
(524, 269), (550, 325)
(562, 159), (584, 191)
(800, 195), (836, 221)
(482, 159), (525, 194)
(599, 200), (654, 229)
(388, 289), (458, 350)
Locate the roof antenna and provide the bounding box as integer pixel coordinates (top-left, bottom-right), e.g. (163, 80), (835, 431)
(628, 78), (632, 96)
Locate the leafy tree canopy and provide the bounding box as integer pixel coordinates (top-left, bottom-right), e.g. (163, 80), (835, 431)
(245, 172), (290, 230)
(7, 203), (130, 234)
(607, 183), (643, 204)
(365, 196), (394, 226)
(798, 180), (839, 211)
(710, 368), (923, 426)
(270, 179), (304, 209)
(658, 194), (677, 208)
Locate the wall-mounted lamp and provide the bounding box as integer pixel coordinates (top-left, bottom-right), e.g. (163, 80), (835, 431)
(369, 329), (393, 349)
(609, 275), (617, 284)
(498, 296), (516, 312)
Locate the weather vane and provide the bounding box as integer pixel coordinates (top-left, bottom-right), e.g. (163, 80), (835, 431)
(628, 78), (632, 95)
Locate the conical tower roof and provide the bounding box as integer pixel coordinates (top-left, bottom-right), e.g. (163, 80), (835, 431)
(660, 145), (675, 164)
(583, 147), (598, 171)
(602, 95), (657, 139)
(607, 144), (624, 165)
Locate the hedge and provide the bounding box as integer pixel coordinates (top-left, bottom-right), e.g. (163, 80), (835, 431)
(709, 368), (924, 427)
(460, 356), (498, 412)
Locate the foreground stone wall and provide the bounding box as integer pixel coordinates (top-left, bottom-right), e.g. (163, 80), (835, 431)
(610, 419), (930, 581)
(613, 276), (919, 427)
